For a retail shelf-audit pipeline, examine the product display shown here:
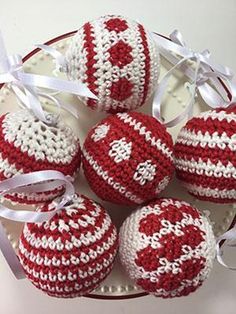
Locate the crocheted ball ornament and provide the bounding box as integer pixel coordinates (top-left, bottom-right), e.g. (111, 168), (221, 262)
(18, 193), (118, 298)
(174, 107), (236, 203)
(0, 110), (81, 204)
(119, 198), (216, 298)
(66, 15), (160, 113)
(82, 112), (174, 205)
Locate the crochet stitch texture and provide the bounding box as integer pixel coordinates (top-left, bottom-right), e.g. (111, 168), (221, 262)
(119, 198), (216, 298)
(66, 15), (160, 113)
(174, 107), (236, 203)
(82, 112), (174, 205)
(0, 110), (81, 204)
(18, 194), (118, 298)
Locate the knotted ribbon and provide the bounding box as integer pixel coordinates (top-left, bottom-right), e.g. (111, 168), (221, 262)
(151, 30), (236, 127)
(0, 32), (97, 124)
(0, 170), (75, 279)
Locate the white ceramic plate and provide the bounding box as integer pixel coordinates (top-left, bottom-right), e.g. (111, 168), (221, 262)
(0, 32), (235, 299)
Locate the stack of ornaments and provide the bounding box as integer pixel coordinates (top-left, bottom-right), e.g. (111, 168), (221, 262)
(0, 14), (235, 299)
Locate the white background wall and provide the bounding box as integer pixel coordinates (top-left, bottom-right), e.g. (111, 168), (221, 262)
(0, 1), (236, 313)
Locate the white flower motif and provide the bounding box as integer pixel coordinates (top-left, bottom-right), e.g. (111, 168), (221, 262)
(109, 137), (132, 163)
(91, 124), (110, 142)
(133, 160), (156, 185)
(155, 176), (170, 194)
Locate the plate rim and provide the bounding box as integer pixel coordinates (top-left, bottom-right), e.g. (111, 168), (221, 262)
(1, 30), (235, 301)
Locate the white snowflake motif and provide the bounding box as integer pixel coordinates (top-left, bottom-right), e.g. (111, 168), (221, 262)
(133, 160), (156, 185)
(91, 124), (110, 142)
(155, 176), (170, 194)
(109, 137), (132, 163)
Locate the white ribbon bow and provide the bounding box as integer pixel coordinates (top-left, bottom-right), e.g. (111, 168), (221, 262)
(152, 30), (236, 127)
(0, 32), (97, 124)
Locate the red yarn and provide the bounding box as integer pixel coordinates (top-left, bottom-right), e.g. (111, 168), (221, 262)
(18, 194), (118, 298)
(105, 18), (128, 33)
(108, 41), (133, 68)
(82, 112), (174, 205)
(119, 198), (216, 298)
(83, 22), (97, 109)
(174, 107), (236, 203)
(0, 111), (81, 204)
(138, 23), (151, 105)
(66, 15), (159, 113)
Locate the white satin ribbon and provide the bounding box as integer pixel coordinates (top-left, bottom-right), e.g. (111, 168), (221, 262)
(152, 30), (236, 127)
(36, 44), (68, 74)
(216, 225), (236, 270)
(0, 32), (97, 124)
(0, 170), (75, 279)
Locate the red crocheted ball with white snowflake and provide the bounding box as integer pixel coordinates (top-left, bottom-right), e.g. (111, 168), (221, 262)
(174, 107), (236, 203)
(82, 112), (174, 205)
(0, 110), (81, 204)
(18, 193), (118, 298)
(119, 198), (216, 298)
(66, 15), (160, 113)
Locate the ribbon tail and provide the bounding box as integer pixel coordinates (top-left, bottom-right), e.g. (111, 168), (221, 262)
(36, 44), (68, 72)
(60, 101), (79, 119)
(216, 227), (236, 270)
(0, 221), (25, 279)
(18, 72), (98, 100)
(152, 73), (169, 122)
(152, 56), (190, 124)
(151, 32), (190, 59)
(198, 83), (226, 109)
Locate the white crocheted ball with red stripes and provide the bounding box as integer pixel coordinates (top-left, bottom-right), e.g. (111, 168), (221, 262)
(18, 193), (118, 298)
(82, 112), (174, 205)
(66, 15), (160, 113)
(174, 107), (236, 203)
(119, 198), (216, 298)
(0, 110), (81, 204)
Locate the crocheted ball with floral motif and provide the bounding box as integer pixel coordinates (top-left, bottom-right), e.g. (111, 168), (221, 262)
(18, 193), (118, 298)
(82, 112), (174, 205)
(119, 198), (216, 298)
(174, 107), (236, 203)
(0, 110), (81, 204)
(66, 15), (160, 113)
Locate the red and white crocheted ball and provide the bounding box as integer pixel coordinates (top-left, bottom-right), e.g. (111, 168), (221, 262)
(174, 107), (236, 203)
(66, 15), (160, 113)
(18, 193), (118, 298)
(119, 198), (216, 298)
(0, 110), (81, 204)
(82, 112), (174, 205)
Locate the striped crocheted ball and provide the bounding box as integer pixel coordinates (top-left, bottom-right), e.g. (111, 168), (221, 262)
(0, 110), (81, 204)
(119, 198), (216, 298)
(18, 194), (118, 298)
(82, 112), (174, 205)
(174, 107), (236, 203)
(66, 15), (159, 113)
